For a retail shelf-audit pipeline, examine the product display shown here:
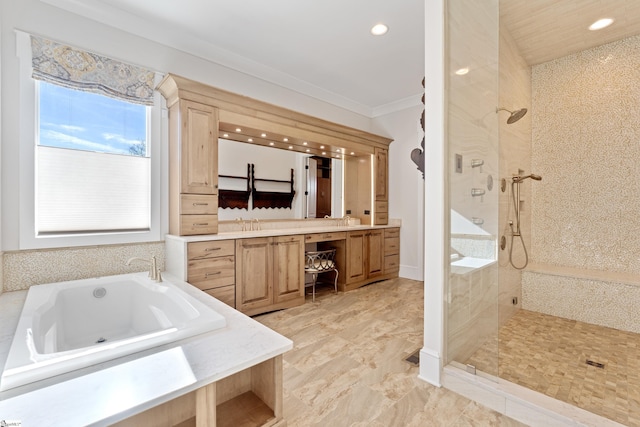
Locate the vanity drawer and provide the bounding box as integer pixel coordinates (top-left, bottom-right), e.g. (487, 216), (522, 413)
(385, 228), (400, 239)
(385, 237), (400, 256)
(188, 240), (235, 260)
(188, 256), (235, 289)
(205, 285), (236, 308)
(305, 231), (347, 243)
(375, 200), (388, 212)
(384, 254), (400, 272)
(374, 212), (388, 225)
(180, 194), (217, 215)
(180, 214), (218, 235)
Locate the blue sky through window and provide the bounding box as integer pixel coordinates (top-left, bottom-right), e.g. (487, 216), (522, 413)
(38, 82), (148, 156)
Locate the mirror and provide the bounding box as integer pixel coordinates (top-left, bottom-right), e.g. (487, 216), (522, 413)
(217, 139), (343, 221)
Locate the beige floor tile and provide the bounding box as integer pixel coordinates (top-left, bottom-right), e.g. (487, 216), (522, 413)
(256, 278), (523, 427)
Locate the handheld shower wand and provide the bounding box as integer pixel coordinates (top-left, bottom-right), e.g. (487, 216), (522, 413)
(508, 173), (542, 269)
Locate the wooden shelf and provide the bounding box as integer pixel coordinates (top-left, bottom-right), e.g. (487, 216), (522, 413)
(217, 391), (275, 427)
(113, 355), (283, 427)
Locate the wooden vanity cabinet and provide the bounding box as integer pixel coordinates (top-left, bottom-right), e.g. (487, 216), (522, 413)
(159, 77), (220, 236)
(374, 147), (389, 225)
(345, 229), (384, 290)
(384, 227), (400, 274)
(236, 235), (305, 316)
(187, 240), (235, 307)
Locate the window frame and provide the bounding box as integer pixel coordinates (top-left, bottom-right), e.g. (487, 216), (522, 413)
(17, 31), (166, 250)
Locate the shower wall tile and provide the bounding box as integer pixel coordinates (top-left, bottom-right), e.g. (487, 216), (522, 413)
(498, 22), (531, 326)
(2, 242), (165, 291)
(531, 35), (640, 275)
(447, 264), (498, 369)
(0, 252), (3, 296)
(522, 271), (640, 334)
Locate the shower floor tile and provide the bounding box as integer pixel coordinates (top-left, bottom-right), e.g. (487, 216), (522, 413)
(466, 309), (640, 427)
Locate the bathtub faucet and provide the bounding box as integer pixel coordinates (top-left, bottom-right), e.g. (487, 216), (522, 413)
(126, 256), (163, 282)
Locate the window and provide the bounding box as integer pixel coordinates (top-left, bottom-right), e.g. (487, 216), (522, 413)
(16, 32), (164, 249)
(36, 82), (151, 234)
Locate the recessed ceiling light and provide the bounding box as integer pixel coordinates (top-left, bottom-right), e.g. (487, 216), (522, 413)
(261, 133), (267, 137)
(269, 142), (275, 146)
(322, 152), (326, 155)
(236, 128), (242, 132)
(303, 142), (308, 146)
(283, 138), (289, 142)
(371, 23), (388, 36)
(288, 145), (293, 149)
(306, 149), (310, 152)
(320, 145), (325, 149)
(335, 154), (341, 158)
(350, 152), (355, 155)
(247, 138), (253, 142)
(589, 18), (614, 31)
(455, 67), (469, 76)
(223, 133), (229, 138)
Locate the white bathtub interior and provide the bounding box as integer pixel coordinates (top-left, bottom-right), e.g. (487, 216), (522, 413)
(1, 273), (226, 391)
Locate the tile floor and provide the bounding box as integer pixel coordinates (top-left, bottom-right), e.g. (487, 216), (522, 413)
(466, 309), (640, 427)
(255, 278), (526, 426)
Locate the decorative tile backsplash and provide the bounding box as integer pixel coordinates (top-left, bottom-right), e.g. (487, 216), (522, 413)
(2, 242), (164, 292)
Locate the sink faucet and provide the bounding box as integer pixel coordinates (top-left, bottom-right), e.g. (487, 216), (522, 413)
(126, 256), (162, 282)
(251, 218), (261, 231)
(343, 215), (351, 227)
(236, 217), (246, 231)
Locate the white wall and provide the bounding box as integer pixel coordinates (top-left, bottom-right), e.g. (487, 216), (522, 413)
(0, 0), (378, 251)
(420, 0), (446, 386)
(373, 105), (425, 281)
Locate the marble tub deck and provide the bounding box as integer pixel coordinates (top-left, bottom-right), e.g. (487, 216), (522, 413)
(256, 278), (525, 426)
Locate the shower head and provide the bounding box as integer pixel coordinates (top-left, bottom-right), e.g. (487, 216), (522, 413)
(513, 174), (542, 183)
(496, 107), (528, 124)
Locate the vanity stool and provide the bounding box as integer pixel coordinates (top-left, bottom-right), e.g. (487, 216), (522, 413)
(304, 249), (338, 302)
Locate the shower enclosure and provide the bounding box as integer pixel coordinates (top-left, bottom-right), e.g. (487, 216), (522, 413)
(445, 0), (640, 424)
(445, 0), (537, 379)
(446, 0), (500, 377)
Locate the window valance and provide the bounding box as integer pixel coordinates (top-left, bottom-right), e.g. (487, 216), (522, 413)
(30, 35), (155, 106)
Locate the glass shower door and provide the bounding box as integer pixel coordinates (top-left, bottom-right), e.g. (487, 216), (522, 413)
(445, 0), (500, 378)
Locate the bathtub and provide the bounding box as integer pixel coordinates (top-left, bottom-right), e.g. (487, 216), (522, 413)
(0, 272), (226, 391)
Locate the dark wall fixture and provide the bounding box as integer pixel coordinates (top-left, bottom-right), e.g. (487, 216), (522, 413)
(410, 77), (425, 179)
(251, 164), (296, 209)
(219, 164), (252, 209)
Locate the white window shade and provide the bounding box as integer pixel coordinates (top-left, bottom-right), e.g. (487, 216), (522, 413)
(36, 146), (150, 234)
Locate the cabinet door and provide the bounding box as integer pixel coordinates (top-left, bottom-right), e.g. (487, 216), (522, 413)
(180, 100), (218, 194)
(236, 238), (273, 312)
(346, 231), (366, 283)
(374, 148), (388, 201)
(273, 235), (304, 304)
(366, 230), (384, 278)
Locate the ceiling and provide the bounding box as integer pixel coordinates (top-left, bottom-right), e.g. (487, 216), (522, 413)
(42, 0), (640, 117)
(500, 0), (640, 66)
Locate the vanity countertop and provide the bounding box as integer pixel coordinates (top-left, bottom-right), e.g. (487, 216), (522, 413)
(167, 219), (402, 243)
(0, 273), (292, 426)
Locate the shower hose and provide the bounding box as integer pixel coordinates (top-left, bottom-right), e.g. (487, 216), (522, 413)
(508, 180), (529, 270)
